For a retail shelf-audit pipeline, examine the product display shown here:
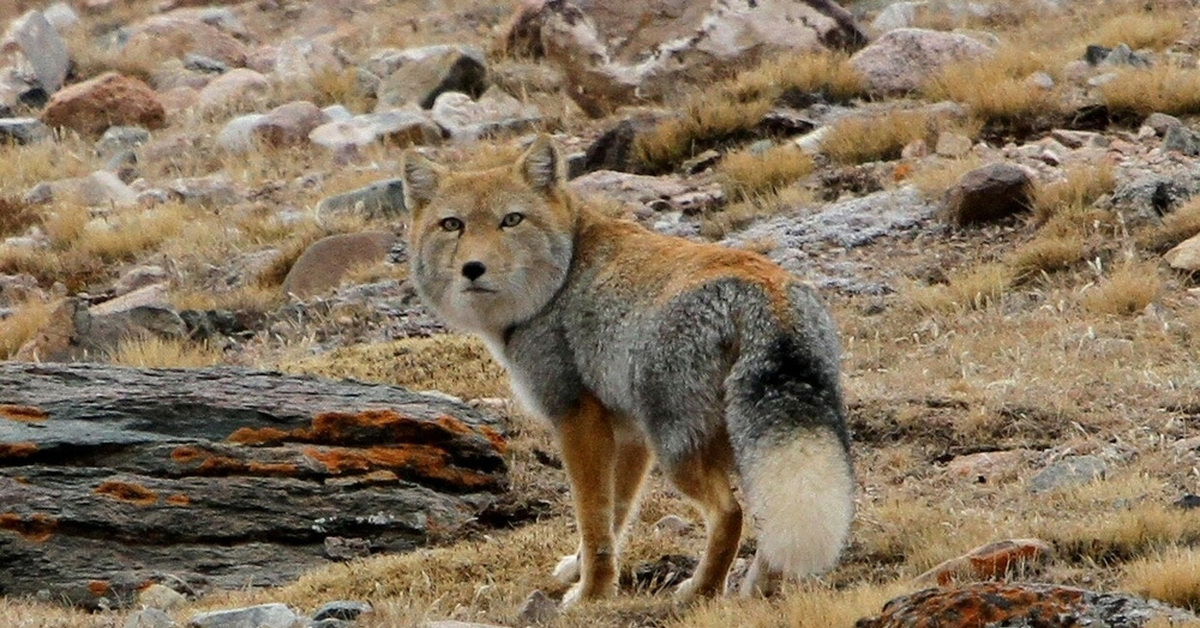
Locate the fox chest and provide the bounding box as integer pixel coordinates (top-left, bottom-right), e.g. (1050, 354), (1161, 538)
(484, 326), (637, 423)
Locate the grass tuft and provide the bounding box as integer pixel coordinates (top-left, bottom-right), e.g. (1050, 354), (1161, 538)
(108, 337), (225, 368)
(822, 110), (935, 165)
(1033, 163), (1116, 226)
(1081, 260), (1161, 316)
(0, 297), (52, 359)
(719, 145), (815, 201)
(1100, 66), (1200, 117)
(1122, 548), (1200, 611)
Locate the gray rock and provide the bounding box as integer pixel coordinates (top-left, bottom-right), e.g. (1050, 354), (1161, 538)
(1112, 174), (1200, 217)
(312, 600), (373, 622)
(9, 10), (70, 94)
(309, 111), (441, 154)
(0, 363), (508, 608)
(322, 105), (354, 123)
(217, 114), (267, 152)
(316, 178), (406, 218)
(517, 590), (557, 625)
(374, 45), (489, 110)
(654, 514), (692, 535)
(167, 175), (242, 208)
(430, 90), (542, 142)
(183, 53), (228, 74)
(0, 117), (51, 144)
(945, 162), (1034, 227)
(1102, 43), (1151, 68)
(850, 28), (994, 93)
(1163, 125), (1200, 156)
(871, 1), (925, 32)
(114, 265), (169, 296)
(138, 583), (187, 611)
(188, 603), (302, 628)
(1029, 455), (1108, 493)
(513, 0), (866, 116)
(96, 126), (151, 158)
(43, 2), (79, 32)
(125, 608), (178, 628)
(722, 186), (936, 294)
(1145, 112), (1182, 136)
(25, 170), (139, 207)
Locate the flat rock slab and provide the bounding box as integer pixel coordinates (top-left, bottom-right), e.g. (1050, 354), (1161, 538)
(0, 363), (508, 608)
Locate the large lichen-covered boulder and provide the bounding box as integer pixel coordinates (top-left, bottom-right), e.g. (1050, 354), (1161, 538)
(0, 363), (508, 608)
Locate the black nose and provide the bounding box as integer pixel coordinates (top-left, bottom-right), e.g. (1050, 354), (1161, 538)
(462, 261), (487, 281)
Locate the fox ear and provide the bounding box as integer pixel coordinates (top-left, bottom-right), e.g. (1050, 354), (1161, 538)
(401, 151), (444, 212)
(517, 135), (563, 193)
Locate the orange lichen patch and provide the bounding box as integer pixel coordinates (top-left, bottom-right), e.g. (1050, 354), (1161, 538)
(0, 442), (38, 459)
(88, 580), (111, 597)
(434, 415), (473, 436)
(303, 445), (500, 490)
(170, 446), (203, 463)
(226, 426), (291, 446)
(220, 409), (504, 453)
(480, 426), (509, 455)
(94, 481), (159, 506)
(857, 583), (1091, 628)
(165, 493), (191, 506)
(0, 405), (48, 422)
(0, 513), (58, 542)
(917, 538), (1053, 586)
(247, 462), (299, 476)
(173, 446), (298, 477)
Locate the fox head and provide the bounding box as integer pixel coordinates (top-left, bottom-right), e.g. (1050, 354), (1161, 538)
(399, 136), (577, 335)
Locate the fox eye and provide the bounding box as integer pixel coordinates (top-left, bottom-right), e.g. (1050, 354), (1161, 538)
(439, 217), (463, 232)
(500, 212), (524, 228)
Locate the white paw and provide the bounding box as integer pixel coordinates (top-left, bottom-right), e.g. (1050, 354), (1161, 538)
(673, 576), (699, 602)
(553, 553), (580, 583)
(560, 582), (584, 609)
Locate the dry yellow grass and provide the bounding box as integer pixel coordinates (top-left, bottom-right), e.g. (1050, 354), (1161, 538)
(908, 262), (1013, 313)
(1092, 11), (1186, 50)
(1123, 548), (1200, 611)
(907, 154), (986, 198)
(925, 48), (1060, 125)
(0, 197), (40, 238)
(1100, 66), (1200, 117)
(279, 335), (508, 401)
(1080, 260), (1162, 316)
(634, 52), (865, 174)
(723, 51), (865, 105)
(0, 135), (97, 195)
(1138, 197), (1200, 253)
(699, 187), (813, 240)
(1007, 232), (1088, 280)
(0, 296), (52, 358)
(1033, 162), (1116, 226)
(170, 284), (285, 313)
(822, 110), (934, 165)
(718, 144), (815, 201)
(76, 204), (191, 263)
(108, 336), (225, 368)
(635, 97), (770, 174)
(41, 205), (91, 248)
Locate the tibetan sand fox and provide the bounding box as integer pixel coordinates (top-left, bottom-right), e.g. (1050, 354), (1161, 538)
(399, 136), (854, 606)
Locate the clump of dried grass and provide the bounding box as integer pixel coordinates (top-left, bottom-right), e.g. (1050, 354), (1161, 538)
(1100, 66), (1200, 117)
(719, 144), (815, 201)
(1080, 260), (1161, 316)
(108, 337), (225, 368)
(822, 110), (936, 165)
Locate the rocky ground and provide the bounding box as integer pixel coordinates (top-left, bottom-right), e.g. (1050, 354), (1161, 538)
(3, 0), (1200, 627)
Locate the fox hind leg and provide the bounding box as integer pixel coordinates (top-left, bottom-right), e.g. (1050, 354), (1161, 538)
(663, 438), (743, 601)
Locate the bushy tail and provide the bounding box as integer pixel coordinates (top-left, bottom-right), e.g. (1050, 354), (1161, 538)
(726, 282), (855, 580)
(738, 428), (854, 578)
